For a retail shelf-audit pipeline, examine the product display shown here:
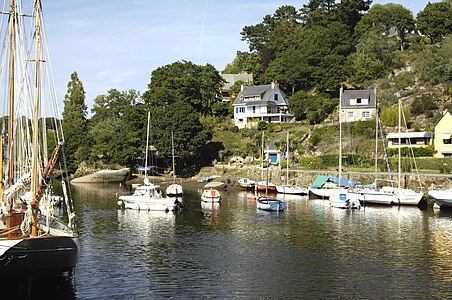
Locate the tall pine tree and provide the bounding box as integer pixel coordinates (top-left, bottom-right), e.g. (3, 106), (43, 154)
(62, 71), (89, 173)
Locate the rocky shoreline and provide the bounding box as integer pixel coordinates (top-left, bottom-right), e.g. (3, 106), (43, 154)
(69, 165), (452, 194)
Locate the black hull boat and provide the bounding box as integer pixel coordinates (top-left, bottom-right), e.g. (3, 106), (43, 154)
(0, 236), (79, 276)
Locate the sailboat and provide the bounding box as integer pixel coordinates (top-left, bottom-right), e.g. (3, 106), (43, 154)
(165, 131), (183, 197)
(255, 132), (277, 193)
(357, 98), (423, 206)
(0, 0), (79, 277)
(117, 112), (182, 211)
(328, 88), (361, 209)
(276, 132), (308, 195)
(256, 132), (286, 211)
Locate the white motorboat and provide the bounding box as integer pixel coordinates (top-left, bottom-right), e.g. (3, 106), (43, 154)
(201, 189), (221, 203)
(166, 183), (183, 197)
(329, 190), (361, 209)
(238, 178), (256, 189)
(118, 179), (181, 211)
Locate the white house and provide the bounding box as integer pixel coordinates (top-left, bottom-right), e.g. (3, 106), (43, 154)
(386, 132), (434, 149)
(233, 82), (293, 129)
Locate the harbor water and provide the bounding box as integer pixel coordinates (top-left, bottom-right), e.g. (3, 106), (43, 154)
(7, 183), (452, 299)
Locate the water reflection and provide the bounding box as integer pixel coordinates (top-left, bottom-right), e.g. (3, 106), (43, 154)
(16, 184), (451, 299)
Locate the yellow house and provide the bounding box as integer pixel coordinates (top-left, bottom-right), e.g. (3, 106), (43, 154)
(434, 111), (452, 158)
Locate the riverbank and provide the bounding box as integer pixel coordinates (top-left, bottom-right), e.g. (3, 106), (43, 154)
(71, 164), (452, 196)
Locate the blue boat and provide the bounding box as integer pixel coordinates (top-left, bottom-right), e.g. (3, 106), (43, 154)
(256, 196), (286, 211)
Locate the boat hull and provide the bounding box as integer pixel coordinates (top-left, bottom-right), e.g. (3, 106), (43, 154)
(256, 181), (277, 192)
(118, 197), (179, 211)
(256, 197), (286, 211)
(238, 178), (255, 189)
(276, 185), (308, 195)
(329, 192), (361, 209)
(428, 190), (452, 209)
(201, 189), (221, 203)
(308, 187), (338, 199)
(166, 184), (183, 197)
(0, 236), (79, 276)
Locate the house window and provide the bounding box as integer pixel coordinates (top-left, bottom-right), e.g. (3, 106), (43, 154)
(357, 98), (361, 104)
(348, 112), (354, 118)
(274, 94), (278, 101)
(362, 111), (370, 118)
(235, 107), (238, 113)
(239, 107), (245, 113)
(444, 138), (452, 145)
(253, 106), (255, 113)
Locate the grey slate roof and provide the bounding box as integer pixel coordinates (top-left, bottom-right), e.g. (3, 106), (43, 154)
(233, 83), (288, 106)
(341, 89), (376, 109)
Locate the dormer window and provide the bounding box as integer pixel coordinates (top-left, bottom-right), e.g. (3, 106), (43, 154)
(350, 97), (369, 105)
(274, 94), (278, 101)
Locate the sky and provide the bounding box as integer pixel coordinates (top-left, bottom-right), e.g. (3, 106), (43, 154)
(37, 0), (441, 114)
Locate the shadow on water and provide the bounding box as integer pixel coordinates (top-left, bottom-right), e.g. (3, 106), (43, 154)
(2, 271), (76, 299)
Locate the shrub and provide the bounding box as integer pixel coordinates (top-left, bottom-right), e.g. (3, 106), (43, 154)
(257, 121), (268, 131)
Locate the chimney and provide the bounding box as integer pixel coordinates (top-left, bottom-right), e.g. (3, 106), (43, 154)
(241, 84), (244, 92)
(271, 82), (275, 89)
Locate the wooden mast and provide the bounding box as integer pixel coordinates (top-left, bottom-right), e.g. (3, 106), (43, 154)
(31, 0), (42, 237)
(7, 0), (16, 189)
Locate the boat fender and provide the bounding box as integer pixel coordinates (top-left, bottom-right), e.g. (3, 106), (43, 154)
(348, 188), (353, 193)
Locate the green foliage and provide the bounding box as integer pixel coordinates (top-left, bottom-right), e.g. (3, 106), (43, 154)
(211, 101), (232, 118)
(355, 3), (415, 50)
(348, 120), (375, 137)
(349, 52), (386, 84)
(415, 36), (452, 85)
(393, 73), (415, 91)
(309, 132), (321, 146)
(223, 51), (261, 75)
(387, 147), (435, 158)
(289, 91), (337, 124)
(379, 104), (411, 127)
(241, 128), (259, 138)
(142, 61), (224, 116)
(416, 2), (452, 43)
(411, 94), (438, 116)
(257, 121), (268, 130)
(61, 72), (89, 172)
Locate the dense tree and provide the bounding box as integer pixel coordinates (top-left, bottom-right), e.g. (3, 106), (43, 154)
(263, 21), (354, 93)
(89, 89), (143, 165)
(289, 91), (337, 124)
(415, 35), (452, 85)
(143, 61), (223, 116)
(61, 72), (89, 172)
(148, 101), (212, 175)
(222, 51), (260, 75)
(417, 1), (452, 43)
(355, 3), (415, 50)
(300, 0), (336, 26)
(240, 6), (302, 82)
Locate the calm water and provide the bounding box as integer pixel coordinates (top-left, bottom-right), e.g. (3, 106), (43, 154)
(8, 183), (452, 299)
